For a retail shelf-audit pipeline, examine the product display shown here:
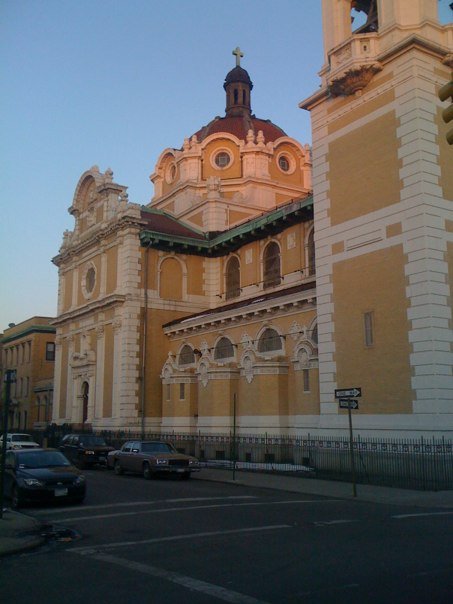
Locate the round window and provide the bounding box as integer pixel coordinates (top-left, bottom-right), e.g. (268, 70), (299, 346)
(214, 151), (231, 168)
(85, 267), (96, 293)
(278, 155), (290, 171)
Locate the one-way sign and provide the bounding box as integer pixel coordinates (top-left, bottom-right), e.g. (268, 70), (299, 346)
(335, 387), (361, 399)
(339, 398), (359, 410)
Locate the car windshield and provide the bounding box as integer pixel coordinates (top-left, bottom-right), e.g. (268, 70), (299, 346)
(79, 436), (107, 446)
(17, 451), (71, 469)
(12, 434), (33, 442)
(141, 442), (175, 453)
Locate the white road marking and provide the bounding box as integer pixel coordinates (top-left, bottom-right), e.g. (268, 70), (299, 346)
(50, 498), (338, 523)
(392, 511), (453, 519)
(70, 524), (292, 553)
(73, 550), (272, 603)
(32, 495), (256, 515)
(314, 519), (358, 526)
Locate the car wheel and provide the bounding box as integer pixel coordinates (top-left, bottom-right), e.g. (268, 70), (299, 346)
(11, 485), (22, 509)
(180, 472), (191, 480)
(114, 460), (123, 475)
(143, 462), (153, 480)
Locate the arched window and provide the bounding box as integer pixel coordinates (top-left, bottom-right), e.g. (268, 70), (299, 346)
(214, 337), (235, 361)
(226, 256), (240, 300)
(257, 328), (283, 353)
(263, 242), (281, 288)
(310, 324), (318, 345)
(307, 229), (315, 276)
(179, 345), (195, 367)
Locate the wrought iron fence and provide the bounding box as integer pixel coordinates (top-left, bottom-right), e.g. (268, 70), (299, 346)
(34, 426), (453, 491)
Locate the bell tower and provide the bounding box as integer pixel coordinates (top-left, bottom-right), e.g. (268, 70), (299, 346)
(301, 0), (453, 436)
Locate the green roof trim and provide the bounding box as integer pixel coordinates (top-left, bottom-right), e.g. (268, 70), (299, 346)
(1, 325), (56, 345)
(140, 196), (313, 256)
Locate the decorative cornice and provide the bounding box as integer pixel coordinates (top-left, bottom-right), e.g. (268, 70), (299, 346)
(329, 63), (382, 97)
(52, 294), (127, 326)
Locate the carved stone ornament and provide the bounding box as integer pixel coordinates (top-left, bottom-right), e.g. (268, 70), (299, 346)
(241, 354), (255, 384)
(199, 362), (209, 388)
(329, 63), (382, 97)
(442, 54), (453, 69)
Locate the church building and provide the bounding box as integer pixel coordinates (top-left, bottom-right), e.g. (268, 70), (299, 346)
(52, 0), (452, 438)
(52, 50), (316, 435)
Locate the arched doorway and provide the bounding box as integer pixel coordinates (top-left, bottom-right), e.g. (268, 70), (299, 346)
(82, 381), (89, 424)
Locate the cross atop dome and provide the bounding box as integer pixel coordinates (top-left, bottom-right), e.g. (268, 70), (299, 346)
(232, 46), (244, 67)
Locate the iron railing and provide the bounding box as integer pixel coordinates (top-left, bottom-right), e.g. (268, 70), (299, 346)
(32, 426), (453, 491)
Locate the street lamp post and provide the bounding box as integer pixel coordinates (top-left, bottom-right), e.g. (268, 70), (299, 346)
(0, 369), (16, 518)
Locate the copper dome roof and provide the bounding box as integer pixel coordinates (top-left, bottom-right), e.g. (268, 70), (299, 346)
(193, 115), (286, 143)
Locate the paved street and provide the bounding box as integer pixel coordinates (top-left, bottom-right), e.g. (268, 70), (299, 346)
(1, 469), (452, 603)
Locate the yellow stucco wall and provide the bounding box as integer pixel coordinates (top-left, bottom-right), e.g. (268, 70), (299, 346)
(160, 257), (183, 300)
(328, 89), (395, 134)
(144, 308), (191, 419)
(186, 255), (204, 295)
(63, 272), (73, 312)
(269, 142), (304, 187)
(59, 340), (68, 417)
(103, 322), (113, 417)
(333, 245), (413, 413)
(329, 112), (401, 225)
(202, 139), (242, 180)
(106, 246), (118, 294)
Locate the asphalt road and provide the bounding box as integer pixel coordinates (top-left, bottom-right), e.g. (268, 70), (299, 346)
(1, 469), (452, 603)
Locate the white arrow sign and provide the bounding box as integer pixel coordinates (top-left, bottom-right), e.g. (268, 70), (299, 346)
(335, 387), (361, 399)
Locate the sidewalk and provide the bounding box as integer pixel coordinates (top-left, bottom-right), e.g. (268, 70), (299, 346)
(1, 468), (452, 557)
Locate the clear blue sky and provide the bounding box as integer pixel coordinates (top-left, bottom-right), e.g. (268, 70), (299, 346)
(1, 1), (451, 332)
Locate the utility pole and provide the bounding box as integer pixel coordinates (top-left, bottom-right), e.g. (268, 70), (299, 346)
(0, 369), (16, 518)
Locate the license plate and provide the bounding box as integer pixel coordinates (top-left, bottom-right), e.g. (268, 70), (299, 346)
(176, 469), (185, 473)
(55, 488), (68, 497)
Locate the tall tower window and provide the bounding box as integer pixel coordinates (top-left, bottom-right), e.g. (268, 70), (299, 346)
(263, 242), (281, 288)
(364, 312), (374, 347)
(225, 256), (240, 300)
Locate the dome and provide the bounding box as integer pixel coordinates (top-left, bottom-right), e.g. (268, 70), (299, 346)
(191, 50), (286, 143)
(223, 66), (253, 90)
(192, 115), (286, 143)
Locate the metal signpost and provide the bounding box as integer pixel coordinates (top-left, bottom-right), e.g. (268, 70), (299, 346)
(1, 369), (16, 519)
(335, 387), (361, 498)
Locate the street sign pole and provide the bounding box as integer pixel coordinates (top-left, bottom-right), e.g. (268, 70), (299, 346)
(347, 404), (357, 498)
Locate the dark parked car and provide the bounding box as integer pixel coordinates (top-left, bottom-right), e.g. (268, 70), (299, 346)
(3, 448), (86, 509)
(108, 441), (201, 480)
(59, 434), (114, 468)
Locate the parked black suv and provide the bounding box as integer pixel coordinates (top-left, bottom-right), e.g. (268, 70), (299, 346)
(59, 434), (114, 469)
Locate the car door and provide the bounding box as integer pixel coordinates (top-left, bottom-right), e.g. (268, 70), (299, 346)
(129, 442), (143, 473)
(118, 442), (133, 472)
(63, 436), (75, 462)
